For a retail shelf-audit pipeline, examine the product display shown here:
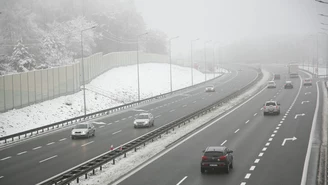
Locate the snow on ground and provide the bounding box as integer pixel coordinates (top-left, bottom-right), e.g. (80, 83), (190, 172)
(300, 66), (327, 76)
(70, 69), (271, 185)
(0, 63), (227, 137)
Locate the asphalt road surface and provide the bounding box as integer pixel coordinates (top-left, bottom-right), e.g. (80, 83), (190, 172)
(114, 65), (320, 185)
(0, 64), (258, 185)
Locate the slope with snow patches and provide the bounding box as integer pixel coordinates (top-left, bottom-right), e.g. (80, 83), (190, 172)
(0, 63), (227, 137)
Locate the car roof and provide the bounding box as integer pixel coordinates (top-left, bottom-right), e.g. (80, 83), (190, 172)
(268, 81), (275, 83)
(286, 81), (292, 83)
(206, 146), (226, 152)
(305, 78), (311, 80)
(139, 112), (151, 115)
(265, 100), (277, 103)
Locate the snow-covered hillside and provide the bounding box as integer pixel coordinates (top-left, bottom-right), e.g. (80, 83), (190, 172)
(0, 63), (226, 137)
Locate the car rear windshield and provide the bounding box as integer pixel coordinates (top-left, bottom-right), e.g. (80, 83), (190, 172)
(268, 82), (274, 84)
(136, 115), (149, 119)
(204, 151), (224, 157)
(75, 124), (88, 129)
(266, 102), (276, 106)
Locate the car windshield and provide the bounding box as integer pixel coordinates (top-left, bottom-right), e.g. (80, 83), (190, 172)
(136, 115), (149, 119)
(266, 102), (276, 106)
(75, 124), (88, 129)
(204, 151), (224, 157)
(268, 82), (274, 84)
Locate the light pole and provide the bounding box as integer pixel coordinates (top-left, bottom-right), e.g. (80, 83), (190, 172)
(137, 32), (148, 101)
(213, 41), (220, 78)
(204, 40), (212, 81)
(81, 25), (96, 116)
(191, 38), (199, 86)
(169, 36), (179, 92)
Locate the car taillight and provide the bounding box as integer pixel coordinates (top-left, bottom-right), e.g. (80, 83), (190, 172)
(219, 155), (227, 161)
(276, 106), (278, 109)
(202, 156), (208, 161)
(264, 106), (266, 109)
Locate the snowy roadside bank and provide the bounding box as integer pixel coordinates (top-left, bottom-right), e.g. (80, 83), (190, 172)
(67, 69), (271, 185)
(0, 63), (226, 137)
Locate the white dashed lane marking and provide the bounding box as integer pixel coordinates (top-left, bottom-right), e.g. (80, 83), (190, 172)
(268, 138), (273, 141)
(240, 183), (246, 185)
(259, 153), (264, 157)
(1, 156), (11, 161)
(81, 141), (94, 147)
(250, 166), (256, 171)
(278, 124), (281, 126)
(39, 155), (57, 163)
(112, 130), (122, 135)
(254, 159), (260, 163)
(115, 120), (119, 123)
(17, 151), (27, 155)
(274, 130), (277, 133)
(182, 105), (187, 107)
(128, 116), (132, 118)
(276, 127), (280, 130)
(176, 176), (188, 185)
(245, 120), (249, 124)
(0, 176), (3, 179)
(280, 121), (283, 123)
(59, 138), (67, 142)
(99, 126), (105, 128)
(245, 173), (251, 179)
(107, 123), (113, 125)
(155, 115), (161, 118)
(254, 113), (257, 116)
(122, 118), (126, 121)
(271, 134), (275, 137)
(47, 142), (55, 146)
(33, 146), (42, 150)
(169, 109), (175, 112)
(221, 140), (227, 146)
(262, 147), (267, 151)
(234, 129), (240, 133)
(265, 143), (270, 146)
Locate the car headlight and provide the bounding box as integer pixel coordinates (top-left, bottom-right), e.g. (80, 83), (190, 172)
(82, 131), (86, 134)
(71, 131), (75, 135)
(143, 121), (149, 125)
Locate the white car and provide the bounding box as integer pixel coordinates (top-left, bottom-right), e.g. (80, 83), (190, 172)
(71, 122), (95, 139)
(134, 112), (154, 128)
(267, 81), (276, 88)
(205, 85), (215, 92)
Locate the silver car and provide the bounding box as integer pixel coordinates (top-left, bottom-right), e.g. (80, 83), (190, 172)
(205, 85), (215, 92)
(71, 122), (96, 139)
(263, 101), (280, 115)
(267, 81), (276, 88)
(134, 112), (154, 128)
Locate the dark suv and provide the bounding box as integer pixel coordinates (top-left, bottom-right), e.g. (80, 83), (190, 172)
(200, 146), (233, 174)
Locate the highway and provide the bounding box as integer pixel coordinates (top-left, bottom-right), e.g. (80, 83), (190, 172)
(0, 65), (258, 185)
(113, 65), (320, 185)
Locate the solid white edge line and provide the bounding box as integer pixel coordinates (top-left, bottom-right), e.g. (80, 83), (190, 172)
(112, 130), (122, 135)
(39, 155), (57, 163)
(300, 81), (320, 185)
(38, 69), (260, 185)
(81, 141), (94, 147)
(176, 176), (188, 185)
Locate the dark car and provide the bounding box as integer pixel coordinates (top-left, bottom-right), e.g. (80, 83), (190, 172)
(200, 146), (233, 174)
(274, 74), (280, 80)
(284, 81), (293, 89)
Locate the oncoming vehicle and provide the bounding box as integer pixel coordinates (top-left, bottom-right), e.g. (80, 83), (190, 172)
(205, 85), (215, 92)
(267, 81), (276, 88)
(303, 78), (312, 86)
(200, 146), (233, 174)
(284, 81), (293, 89)
(71, 122), (95, 139)
(263, 101), (280, 115)
(274, 74), (280, 80)
(133, 112), (154, 128)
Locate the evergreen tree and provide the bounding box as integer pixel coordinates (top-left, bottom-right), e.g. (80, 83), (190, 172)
(10, 39), (36, 72)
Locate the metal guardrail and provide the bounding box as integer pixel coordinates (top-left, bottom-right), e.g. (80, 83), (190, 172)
(0, 71), (227, 144)
(37, 69), (263, 185)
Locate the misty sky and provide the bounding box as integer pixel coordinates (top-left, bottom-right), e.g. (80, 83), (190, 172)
(135, 0), (325, 45)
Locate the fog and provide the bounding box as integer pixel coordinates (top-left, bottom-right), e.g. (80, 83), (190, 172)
(135, 0), (328, 64)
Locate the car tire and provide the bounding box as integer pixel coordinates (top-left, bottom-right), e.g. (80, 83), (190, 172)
(201, 168), (205, 174)
(71, 136), (75, 140)
(263, 112), (266, 116)
(93, 131), (95, 137)
(134, 125), (136, 128)
(225, 165), (230, 174)
(230, 161), (233, 169)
